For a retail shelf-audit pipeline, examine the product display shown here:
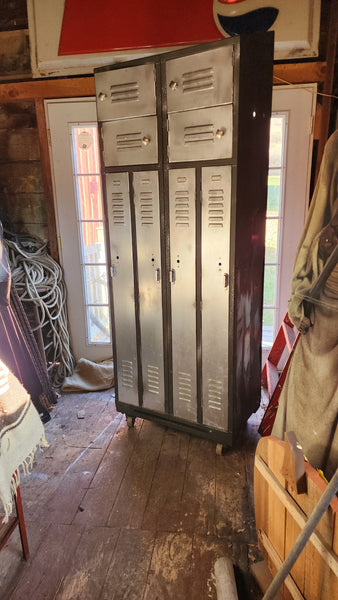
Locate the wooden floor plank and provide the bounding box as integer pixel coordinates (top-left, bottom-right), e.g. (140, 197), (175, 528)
(141, 428), (190, 532)
(9, 524), (83, 600)
(72, 417), (142, 527)
(178, 437), (216, 535)
(143, 531), (193, 600)
(100, 528), (155, 600)
(54, 526), (120, 600)
(108, 420), (165, 529)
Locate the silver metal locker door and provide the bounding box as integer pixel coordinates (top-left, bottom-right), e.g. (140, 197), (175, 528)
(106, 173), (138, 406)
(101, 116), (158, 166)
(133, 172), (164, 412)
(95, 63), (156, 121)
(168, 105), (232, 163)
(169, 169), (197, 422)
(201, 166), (231, 430)
(166, 44), (234, 113)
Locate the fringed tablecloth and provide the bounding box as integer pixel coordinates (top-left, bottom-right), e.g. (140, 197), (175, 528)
(0, 359), (48, 523)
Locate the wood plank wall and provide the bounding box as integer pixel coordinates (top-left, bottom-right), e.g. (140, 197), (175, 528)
(0, 0), (336, 262)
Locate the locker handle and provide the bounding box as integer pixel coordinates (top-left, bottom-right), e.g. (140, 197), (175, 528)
(169, 269), (176, 284)
(216, 128), (225, 139)
(142, 136), (151, 146)
(98, 92), (107, 102)
(155, 267), (161, 282)
(169, 80), (178, 90)
(224, 273), (229, 288)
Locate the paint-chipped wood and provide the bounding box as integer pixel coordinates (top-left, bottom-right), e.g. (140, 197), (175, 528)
(1, 391), (262, 600)
(0, 30), (30, 79)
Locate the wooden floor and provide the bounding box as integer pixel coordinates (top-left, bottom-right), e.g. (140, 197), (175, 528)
(0, 390), (264, 599)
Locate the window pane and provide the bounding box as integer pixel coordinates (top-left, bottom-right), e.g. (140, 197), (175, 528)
(267, 170), (281, 216)
(87, 306), (111, 343)
(263, 265), (277, 306)
(80, 222), (107, 263)
(269, 117), (284, 167)
(84, 265), (109, 304)
(72, 127), (101, 174)
(265, 218), (278, 263)
(76, 176), (103, 220)
(262, 308), (275, 345)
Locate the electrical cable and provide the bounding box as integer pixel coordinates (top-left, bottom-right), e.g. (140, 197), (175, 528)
(4, 236), (75, 387)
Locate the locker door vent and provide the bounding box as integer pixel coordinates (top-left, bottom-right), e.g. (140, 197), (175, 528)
(147, 365), (160, 394)
(111, 193), (126, 226)
(178, 372), (192, 404)
(121, 360), (134, 388)
(182, 67), (213, 94)
(207, 189), (224, 228)
(207, 379), (223, 411)
(110, 81), (139, 104)
(174, 190), (190, 228)
(184, 124), (214, 146)
(140, 192), (154, 226)
(116, 131), (143, 152)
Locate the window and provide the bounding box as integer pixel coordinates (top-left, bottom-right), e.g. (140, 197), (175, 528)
(262, 114), (287, 347)
(71, 125), (111, 344)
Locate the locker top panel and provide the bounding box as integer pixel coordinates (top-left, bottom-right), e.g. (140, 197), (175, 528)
(95, 63), (156, 122)
(166, 44), (234, 114)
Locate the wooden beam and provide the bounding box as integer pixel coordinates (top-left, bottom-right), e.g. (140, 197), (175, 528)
(273, 61), (326, 86)
(0, 62), (327, 103)
(315, 0), (338, 181)
(35, 98), (59, 262)
(0, 76), (96, 102)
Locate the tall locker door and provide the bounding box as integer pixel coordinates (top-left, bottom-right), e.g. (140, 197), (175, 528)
(201, 166), (231, 430)
(169, 169), (197, 421)
(106, 172), (138, 406)
(133, 171), (164, 411)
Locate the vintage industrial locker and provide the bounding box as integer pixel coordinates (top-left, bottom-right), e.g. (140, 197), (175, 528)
(95, 33), (274, 447)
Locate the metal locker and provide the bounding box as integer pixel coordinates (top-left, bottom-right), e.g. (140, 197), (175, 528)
(133, 171), (165, 412)
(201, 166), (231, 430)
(96, 33), (274, 445)
(169, 169), (197, 422)
(166, 45), (233, 113)
(106, 173), (138, 406)
(168, 105), (233, 163)
(95, 63), (156, 121)
(101, 116), (158, 166)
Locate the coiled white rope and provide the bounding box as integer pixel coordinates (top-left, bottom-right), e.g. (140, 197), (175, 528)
(4, 237), (75, 387)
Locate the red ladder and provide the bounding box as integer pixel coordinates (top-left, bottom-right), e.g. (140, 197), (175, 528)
(259, 313), (300, 436)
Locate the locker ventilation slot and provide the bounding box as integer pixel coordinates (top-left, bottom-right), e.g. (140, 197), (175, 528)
(147, 365), (160, 394)
(184, 124), (214, 146)
(207, 189), (224, 228)
(182, 67), (214, 94)
(175, 191), (190, 228)
(178, 372), (192, 404)
(111, 193), (126, 226)
(116, 132), (143, 151)
(110, 81), (139, 104)
(140, 193), (154, 226)
(121, 360), (134, 388)
(207, 379), (223, 411)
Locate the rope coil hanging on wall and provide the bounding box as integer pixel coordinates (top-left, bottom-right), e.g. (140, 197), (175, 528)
(4, 236), (75, 387)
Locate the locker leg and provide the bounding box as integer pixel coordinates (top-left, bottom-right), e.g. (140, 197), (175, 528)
(216, 443), (223, 456)
(126, 415), (135, 428)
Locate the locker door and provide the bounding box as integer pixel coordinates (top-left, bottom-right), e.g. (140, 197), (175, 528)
(133, 171), (165, 412)
(106, 173), (138, 406)
(166, 44), (233, 113)
(101, 116), (158, 166)
(95, 63), (156, 121)
(201, 166), (231, 430)
(169, 169), (197, 421)
(168, 105), (232, 163)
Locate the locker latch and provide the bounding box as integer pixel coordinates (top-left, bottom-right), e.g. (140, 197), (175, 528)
(224, 273), (229, 288)
(155, 268), (161, 282)
(169, 269), (176, 284)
